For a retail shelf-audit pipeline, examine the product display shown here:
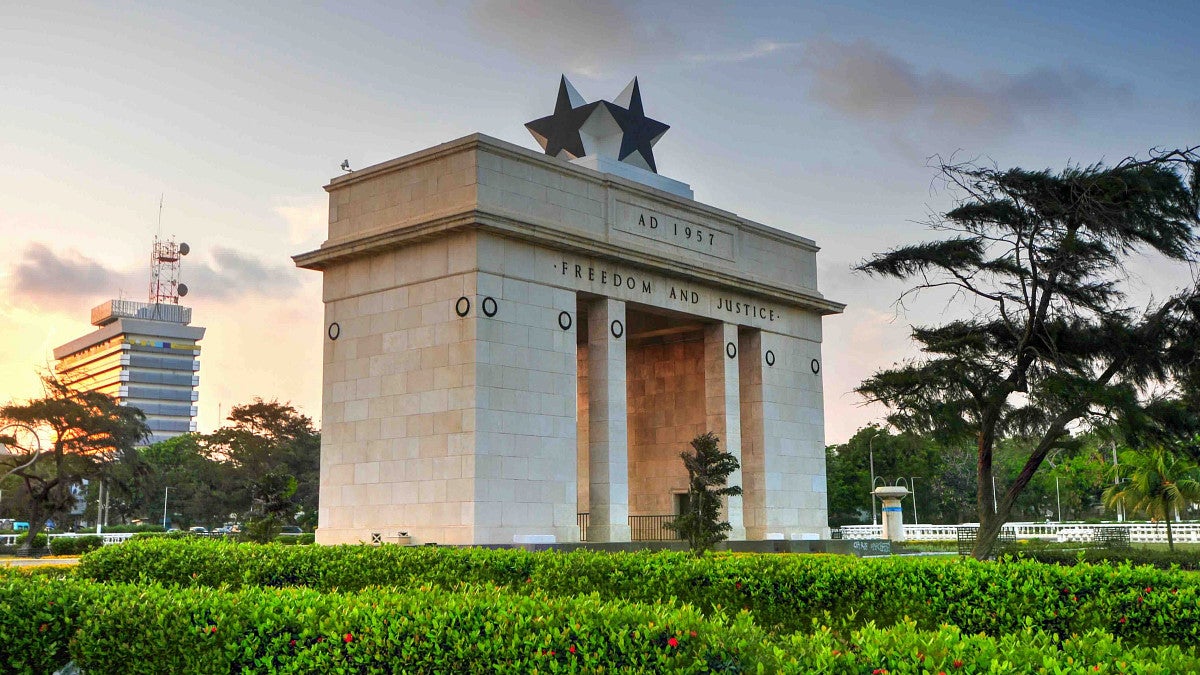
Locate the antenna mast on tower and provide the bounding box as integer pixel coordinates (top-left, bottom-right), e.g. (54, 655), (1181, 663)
(148, 198), (190, 305)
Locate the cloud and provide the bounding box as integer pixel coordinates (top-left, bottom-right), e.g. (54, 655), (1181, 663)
(188, 247), (298, 299)
(471, 0), (675, 77)
(801, 39), (1131, 136)
(9, 244), (139, 307)
(6, 243), (300, 311)
(686, 39), (801, 64)
(273, 197), (327, 247)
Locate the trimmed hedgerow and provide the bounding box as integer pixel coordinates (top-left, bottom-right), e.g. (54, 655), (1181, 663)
(0, 572), (79, 674)
(1018, 547), (1200, 572)
(79, 539), (1200, 646)
(2, 572), (1198, 674)
(48, 535), (104, 556)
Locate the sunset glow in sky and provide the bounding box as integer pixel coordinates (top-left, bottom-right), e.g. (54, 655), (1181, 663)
(2, 1), (1197, 443)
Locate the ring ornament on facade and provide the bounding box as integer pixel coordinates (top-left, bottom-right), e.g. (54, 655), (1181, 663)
(726, 342), (737, 359)
(558, 311), (573, 331)
(482, 297), (498, 317)
(610, 319), (624, 339)
(327, 322), (341, 341)
(455, 296), (471, 317)
(811, 358), (820, 374)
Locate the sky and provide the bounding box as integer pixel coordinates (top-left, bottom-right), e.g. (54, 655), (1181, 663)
(1, 1), (1197, 444)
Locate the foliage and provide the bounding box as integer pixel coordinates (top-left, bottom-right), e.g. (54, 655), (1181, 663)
(0, 376), (149, 551)
(1016, 545), (1200, 572)
(855, 148), (1200, 558)
(78, 539), (1200, 646)
(1103, 446), (1200, 550)
(86, 398), (318, 531)
(665, 432), (742, 554)
(3, 568), (1198, 675)
(240, 470), (299, 543)
(47, 535), (103, 556)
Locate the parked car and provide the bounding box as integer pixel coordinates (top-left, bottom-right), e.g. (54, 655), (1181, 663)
(189, 526), (208, 534)
(278, 526), (303, 536)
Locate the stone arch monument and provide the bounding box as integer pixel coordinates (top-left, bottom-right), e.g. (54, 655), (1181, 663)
(294, 77), (844, 545)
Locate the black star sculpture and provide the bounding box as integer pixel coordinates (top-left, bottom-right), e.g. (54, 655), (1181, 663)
(525, 75), (670, 174)
(524, 75), (598, 160)
(604, 77), (670, 173)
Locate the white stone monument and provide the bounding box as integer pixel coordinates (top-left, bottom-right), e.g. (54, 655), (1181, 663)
(874, 485), (910, 542)
(294, 77), (845, 546)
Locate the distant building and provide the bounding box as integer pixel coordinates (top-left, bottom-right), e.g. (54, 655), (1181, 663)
(53, 299), (205, 444)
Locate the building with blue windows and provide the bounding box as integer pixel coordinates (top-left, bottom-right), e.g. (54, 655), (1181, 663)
(54, 300), (205, 444)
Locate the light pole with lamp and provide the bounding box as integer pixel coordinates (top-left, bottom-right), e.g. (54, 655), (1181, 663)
(1046, 449), (1063, 522)
(162, 486), (172, 530)
(868, 430), (880, 526)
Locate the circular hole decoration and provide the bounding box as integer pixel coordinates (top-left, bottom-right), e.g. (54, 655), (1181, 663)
(765, 350), (775, 367)
(455, 296), (471, 317)
(482, 297), (498, 317)
(558, 311), (573, 331)
(327, 322), (341, 341)
(811, 358), (820, 374)
(610, 319), (624, 339)
(726, 342), (737, 359)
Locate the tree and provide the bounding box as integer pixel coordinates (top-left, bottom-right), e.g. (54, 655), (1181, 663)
(856, 148), (1200, 559)
(0, 376), (148, 552)
(665, 432), (742, 554)
(1103, 445), (1200, 551)
(241, 470), (298, 543)
(203, 398), (320, 523)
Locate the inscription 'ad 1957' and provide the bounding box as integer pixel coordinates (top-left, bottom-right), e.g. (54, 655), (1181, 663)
(612, 201), (735, 261)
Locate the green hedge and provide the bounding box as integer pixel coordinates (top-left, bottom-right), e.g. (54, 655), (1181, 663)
(79, 540), (1200, 646)
(2, 572), (1197, 674)
(1017, 547), (1200, 572)
(48, 536), (104, 556)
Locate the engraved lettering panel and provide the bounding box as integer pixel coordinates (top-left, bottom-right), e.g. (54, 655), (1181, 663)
(613, 201), (735, 261)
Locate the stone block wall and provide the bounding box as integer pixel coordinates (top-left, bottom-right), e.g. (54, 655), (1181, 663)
(472, 270), (579, 543)
(318, 232), (478, 545)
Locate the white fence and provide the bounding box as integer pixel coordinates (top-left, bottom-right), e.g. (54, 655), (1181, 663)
(840, 522), (1200, 544)
(1, 532), (137, 548)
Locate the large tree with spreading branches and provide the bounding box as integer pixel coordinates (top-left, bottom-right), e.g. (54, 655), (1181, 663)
(0, 376), (148, 552)
(856, 147), (1200, 559)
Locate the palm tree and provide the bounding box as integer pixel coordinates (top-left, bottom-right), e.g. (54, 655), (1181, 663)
(1103, 447), (1200, 551)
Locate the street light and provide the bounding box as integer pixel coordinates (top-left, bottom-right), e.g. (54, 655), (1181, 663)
(162, 486), (172, 529)
(1046, 449), (1063, 523)
(868, 430), (879, 526)
(910, 476), (919, 524)
(1111, 443), (1124, 523)
(0, 423), (45, 483)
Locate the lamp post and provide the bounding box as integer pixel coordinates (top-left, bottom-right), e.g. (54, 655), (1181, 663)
(1046, 449), (1063, 523)
(869, 431), (879, 526)
(162, 486), (172, 529)
(1111, 443), (1123, 523)
(910, 476), (919, 524)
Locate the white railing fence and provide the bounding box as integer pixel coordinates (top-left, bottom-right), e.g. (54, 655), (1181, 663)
(1, 532), (137, 548)
(839, 521), (1200, 544)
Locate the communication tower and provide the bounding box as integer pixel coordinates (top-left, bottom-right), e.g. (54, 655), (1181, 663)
(148, 236), (190, 304)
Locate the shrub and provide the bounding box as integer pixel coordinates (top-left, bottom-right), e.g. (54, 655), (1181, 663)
(48, 536), (104, 556)
(1015, 546), (1200, 572)
(1, 572), (1198, 674)
(96, 524), (165, 534)
(0, 571), (80, 674)
(79, 539), (1200, 646)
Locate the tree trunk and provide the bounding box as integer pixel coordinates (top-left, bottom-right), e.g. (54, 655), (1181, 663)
(1165, 498), (1175, 552)
(971, 420), (1000, 559)
(19, 495), (45, 556)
